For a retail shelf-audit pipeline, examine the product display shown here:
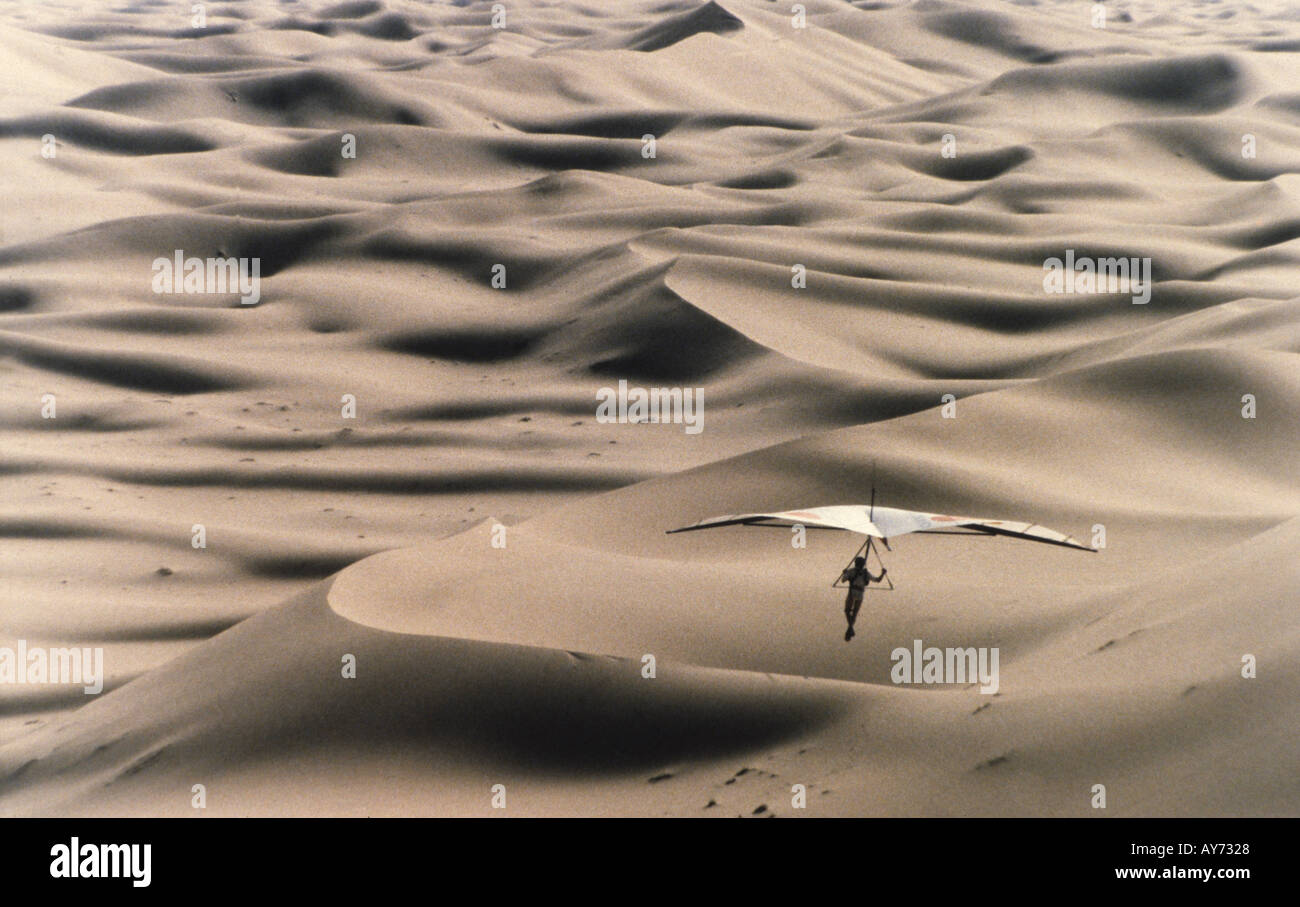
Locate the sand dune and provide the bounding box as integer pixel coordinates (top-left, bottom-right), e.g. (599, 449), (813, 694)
(2, 0), (1298, 816)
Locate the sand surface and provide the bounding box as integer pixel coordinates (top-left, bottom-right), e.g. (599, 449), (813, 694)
(1, 0), (1298, 817)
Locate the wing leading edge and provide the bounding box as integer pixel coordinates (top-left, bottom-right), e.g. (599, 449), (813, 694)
(666, 504), (1094, 552)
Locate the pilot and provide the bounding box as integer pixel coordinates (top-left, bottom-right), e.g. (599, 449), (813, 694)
(839, 556), (885, 642)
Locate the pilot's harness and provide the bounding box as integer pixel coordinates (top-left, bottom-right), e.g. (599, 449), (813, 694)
(830, 535), (894, 592)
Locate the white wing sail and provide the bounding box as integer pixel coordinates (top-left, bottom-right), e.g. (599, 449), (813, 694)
(667, 504), (1093, 552)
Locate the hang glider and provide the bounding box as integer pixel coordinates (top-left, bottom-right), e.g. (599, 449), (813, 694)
(666, 504), (1094, 552)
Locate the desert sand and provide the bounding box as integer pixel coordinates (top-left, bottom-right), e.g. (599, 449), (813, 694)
(1, 0), (1297, 817)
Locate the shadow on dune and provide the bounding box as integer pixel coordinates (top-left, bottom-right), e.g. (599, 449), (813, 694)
(0, 330), (251, 394)
(987, 54), (1247, 112)
(0, 588), (854, 798)
(624, 1), (743, 53)
(0, 111), (215, 155)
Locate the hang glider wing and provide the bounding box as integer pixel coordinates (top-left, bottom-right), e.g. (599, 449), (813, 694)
(667, 504), (1094, 552)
